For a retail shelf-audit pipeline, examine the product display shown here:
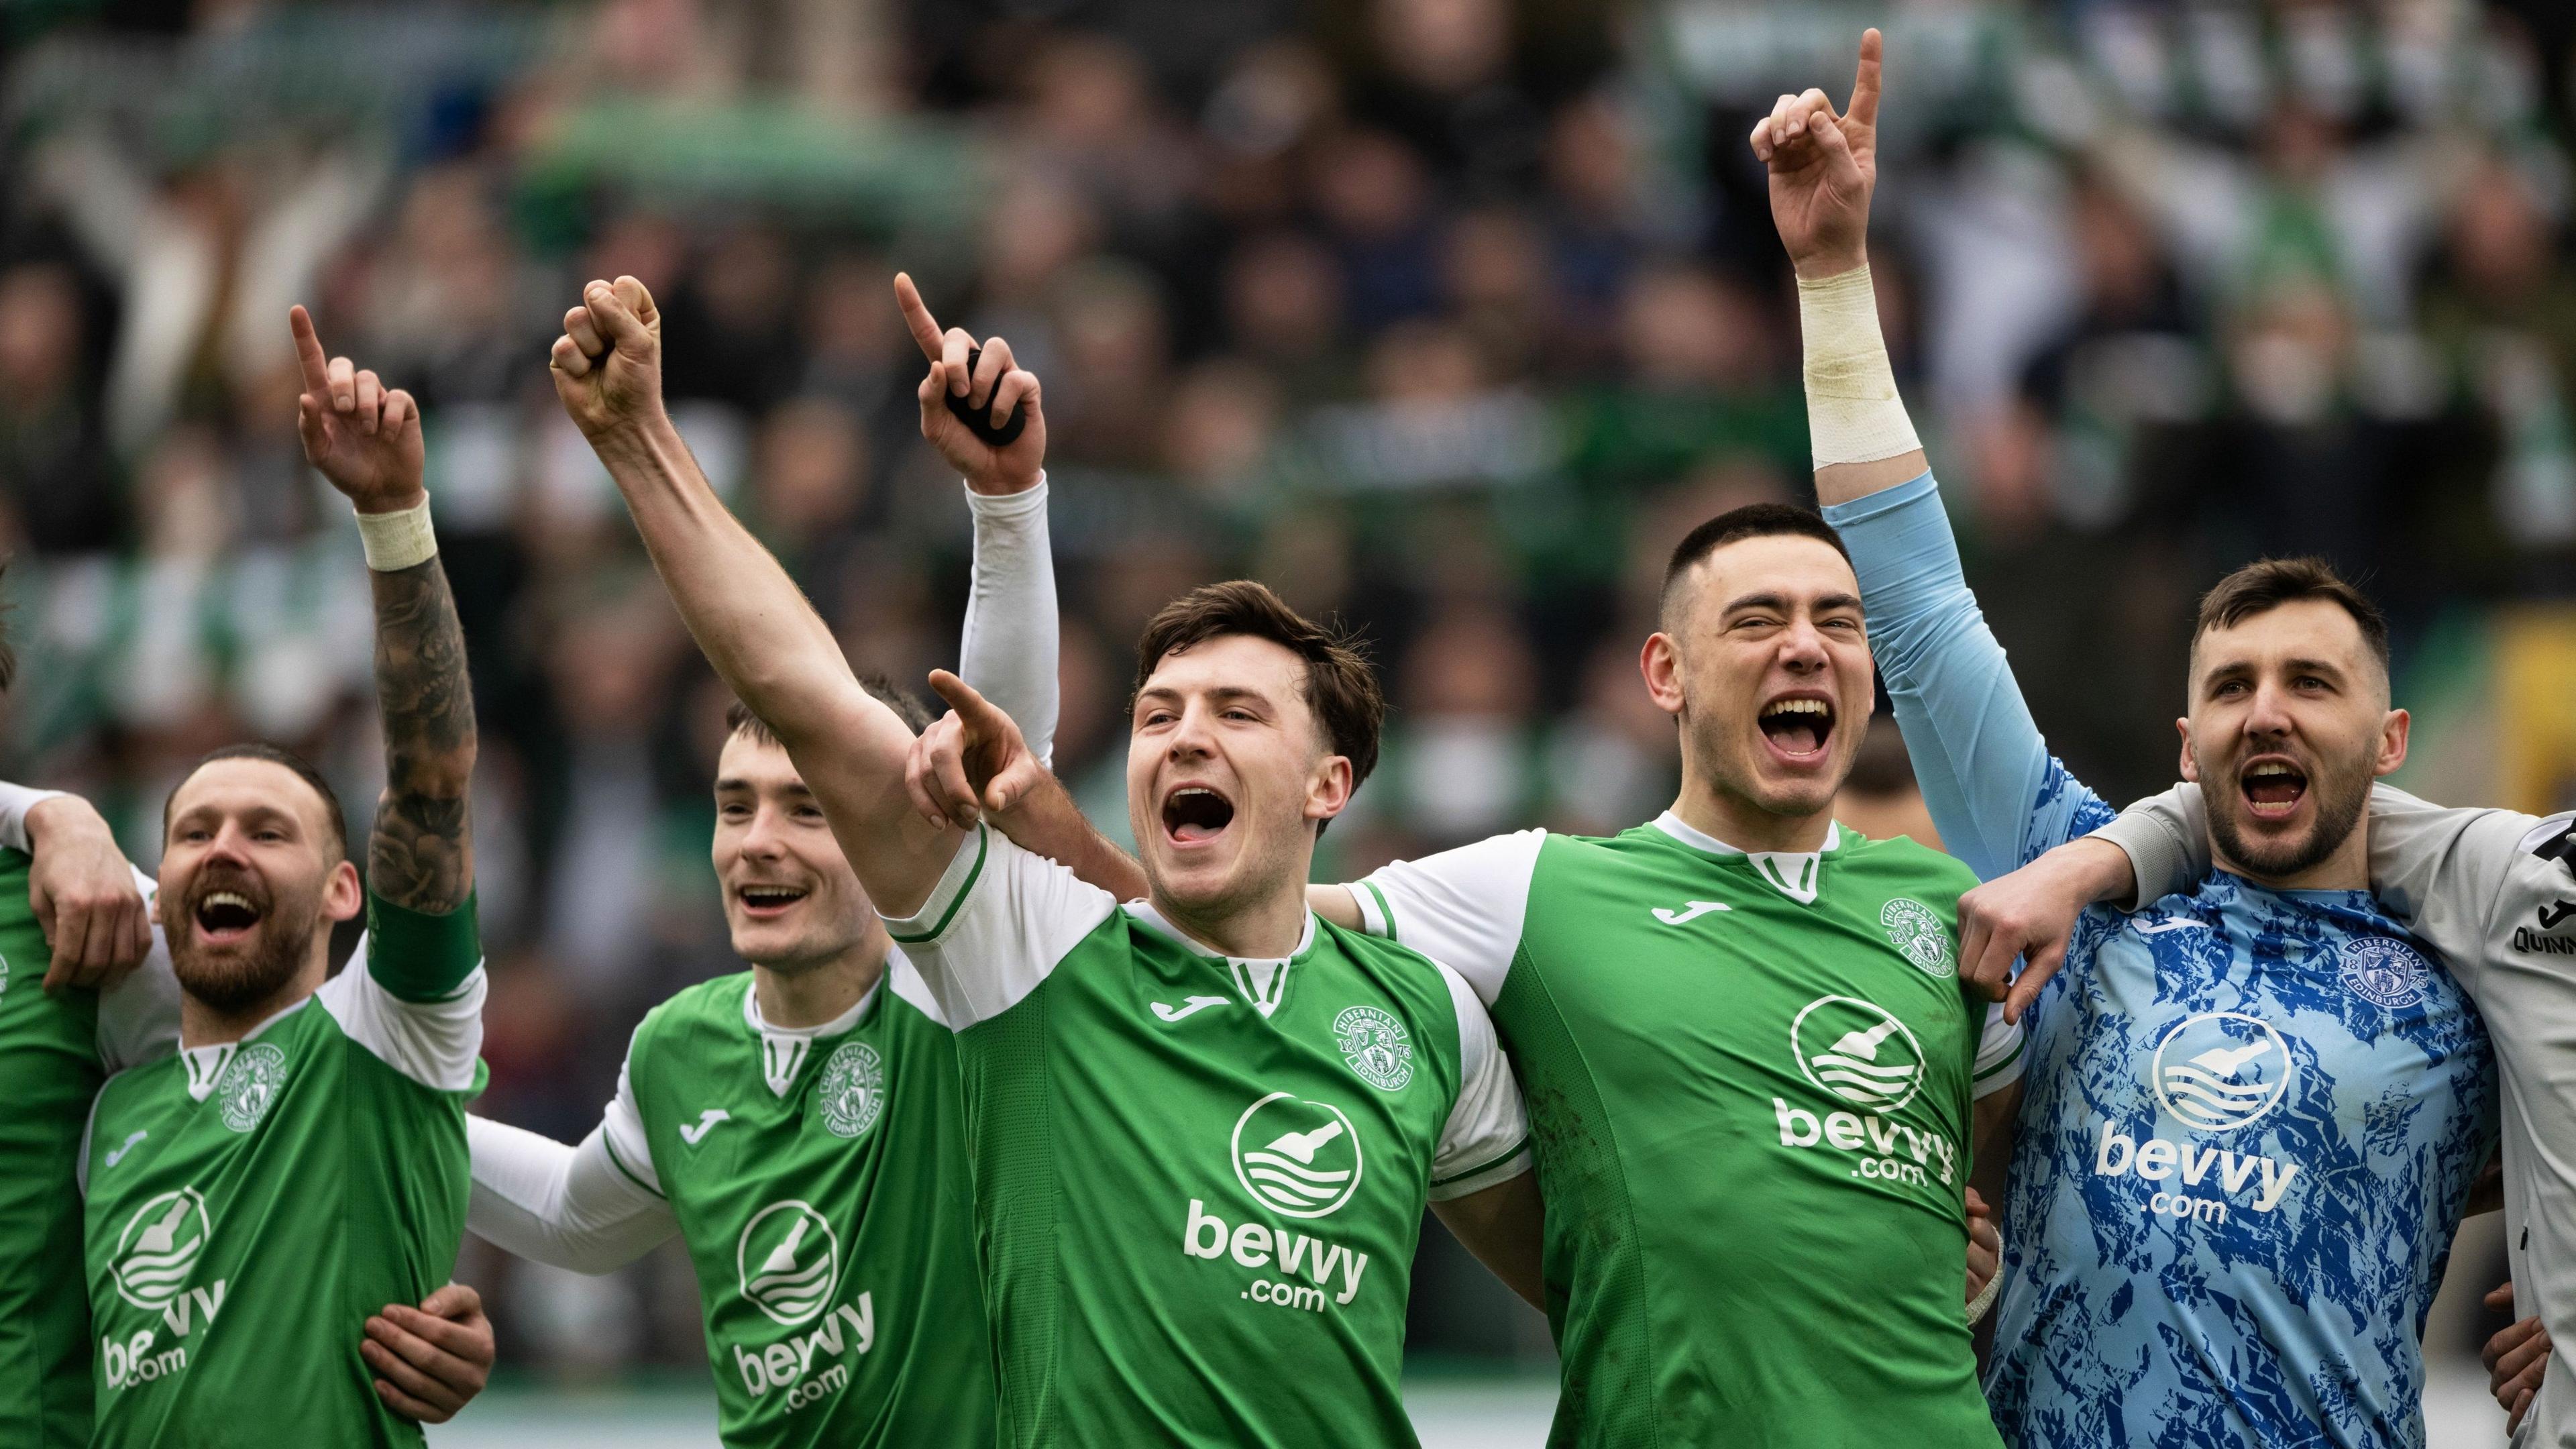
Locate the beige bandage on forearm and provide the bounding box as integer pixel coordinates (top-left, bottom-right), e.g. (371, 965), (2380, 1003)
(1798, 265), (1921, 468)
(355, 498), (437, 572)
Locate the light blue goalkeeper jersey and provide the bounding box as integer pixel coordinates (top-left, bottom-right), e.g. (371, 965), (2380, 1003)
(1824, 474), (2497, 1448)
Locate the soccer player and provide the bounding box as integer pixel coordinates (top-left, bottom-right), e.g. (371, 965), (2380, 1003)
(548, 271), (1537, 1447)
(460, 278), (1070, 1449)
(1975, 776), (2576, 1441)
(904, 51), (2017, 1449)
(75, 307), (492, 1446)
(1768, 34), (2498, 1446)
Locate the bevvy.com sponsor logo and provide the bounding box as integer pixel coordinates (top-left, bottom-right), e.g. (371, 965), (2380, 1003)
(1181, 1092), (1374, 1314)
(102, 1189), (228, 1393)
(2095, 1013), (2304, 1227)
(730, 1201), (875, 1415)
(1772, 996), (1957, 1189)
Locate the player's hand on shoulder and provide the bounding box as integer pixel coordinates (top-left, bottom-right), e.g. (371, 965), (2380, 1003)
(1960, 837), (2133, 1024)
(26, 794), (153, 992)
(1748, 28), (1882, 279)
(895, 272), (1044, 495)
(290, 305), (425, 513)
(550, 276), (665, 439)
(907, 670), (1046, 831)
(2483, 1281), (2548, 1434)
(363, 1281), (494, 1425)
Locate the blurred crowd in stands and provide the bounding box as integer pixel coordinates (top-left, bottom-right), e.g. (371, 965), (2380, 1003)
(4, 0), (2575, 1374)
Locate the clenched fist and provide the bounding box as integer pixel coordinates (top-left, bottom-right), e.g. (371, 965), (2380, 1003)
(549, 276), (666, 439)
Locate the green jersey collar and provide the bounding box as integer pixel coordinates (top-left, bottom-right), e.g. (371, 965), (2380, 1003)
(1121, 900), (1316, 1018)
(742, 975), (881, 1099)
(1649, 812), (1842, 906)
(179, 994), (313, 1102)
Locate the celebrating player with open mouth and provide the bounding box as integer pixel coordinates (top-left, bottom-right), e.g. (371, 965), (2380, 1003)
(904, 36), (2018, 1449)
(458, 275), (1081, 1449)
(548, 269), (1539, 1447)
(70, 308), (496, 1448)
(1768, 30), (2500, 1448)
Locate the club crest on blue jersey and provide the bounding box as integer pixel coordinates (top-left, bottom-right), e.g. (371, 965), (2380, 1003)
(2337, 936), (2431, 1010)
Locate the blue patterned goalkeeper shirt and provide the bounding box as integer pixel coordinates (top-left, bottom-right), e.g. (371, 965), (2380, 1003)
(1827, 475), (2496, 1448)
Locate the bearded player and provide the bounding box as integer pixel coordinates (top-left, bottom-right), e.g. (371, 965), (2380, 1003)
(1761, 32), (2498, 1446)
(75, 308), (494, 1447)
(460, 277), (1071, 1449)
(550, 270), (1538, 1446)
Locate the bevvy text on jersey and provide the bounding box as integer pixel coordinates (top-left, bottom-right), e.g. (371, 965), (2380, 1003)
(1770, 994), (1960, 1191)
(1178, 1091), (1373, 1313)
(2090, 1012), (2303, 1225)
(729, 1199), (877, 1415)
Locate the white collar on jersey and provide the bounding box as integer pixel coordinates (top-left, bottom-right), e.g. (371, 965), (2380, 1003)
(741, 973), (883, 1099)
(1121, 900), (1316, 1018)
(1650, 812), (1842, 906)
(179, 994), (313, 1102)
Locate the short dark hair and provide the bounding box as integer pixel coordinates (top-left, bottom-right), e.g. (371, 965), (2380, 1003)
(164, 743), (350, 862)
(1661, 504), (1852, 625)
(724, 675), (934, 747)
(1132, 581), (1383, 824)
(2192, 557), (2390, 674)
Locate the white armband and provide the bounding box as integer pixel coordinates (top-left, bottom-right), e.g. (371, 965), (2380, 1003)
(356, 498), (437, 572)
(1798, 265), (1921, 469)
(1967, 1264), (2002, 1325)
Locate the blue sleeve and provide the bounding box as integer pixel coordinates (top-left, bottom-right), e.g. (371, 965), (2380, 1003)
(1820, 472), (2115, 881)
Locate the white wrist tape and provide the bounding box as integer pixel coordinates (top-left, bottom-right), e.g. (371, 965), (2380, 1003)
(1966, 1264), (2003, 1326)
(1798, 265), (1922, 469)
(355, 498), (437, 572)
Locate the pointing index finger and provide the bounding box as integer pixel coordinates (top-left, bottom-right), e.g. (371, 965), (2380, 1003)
(289, 306), (331, 397)
(894, 273), (946, 363)
(1848, 28), (1883, 130)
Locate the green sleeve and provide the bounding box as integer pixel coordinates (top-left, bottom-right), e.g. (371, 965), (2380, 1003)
(364, 888), (484, 1003)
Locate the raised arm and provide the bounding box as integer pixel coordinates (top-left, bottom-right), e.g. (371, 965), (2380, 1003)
(1756, 34), (2110, 885)
(547, 277), (997, 916)
(290, 307), (477, 920)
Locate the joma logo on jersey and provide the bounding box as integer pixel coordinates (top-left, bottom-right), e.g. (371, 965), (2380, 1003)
(2151, 1014), (2296, 1132)
(737, 1201), (843, 1326)
(816, 1042), (885, 1140)
(215, 1044), (286, 1133)
(1231, 1093), (1364, 1218)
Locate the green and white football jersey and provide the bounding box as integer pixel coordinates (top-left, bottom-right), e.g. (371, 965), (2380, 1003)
(1350, 814), (2021, 1448)
(0, 785), (183, 1449)
(885, 826), (1531, 1448)
(592, 959), (996, 1448)
(80, 891), (484, 1448)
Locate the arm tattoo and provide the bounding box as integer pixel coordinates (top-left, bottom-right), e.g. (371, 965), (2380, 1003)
(368, 557), (477, 913)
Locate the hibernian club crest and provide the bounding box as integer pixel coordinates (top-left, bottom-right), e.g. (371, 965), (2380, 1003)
(215, 1043), (288, 1133)
(1333, 1005), (1414, 1092)
(1880, 898), (1956, 977)
(816, 1042), (885, 1140)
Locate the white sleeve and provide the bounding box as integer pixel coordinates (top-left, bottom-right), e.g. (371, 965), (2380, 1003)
(315, 936), (486, 1092)
(2357, 788), (2575, 994)
(959, 479), (1060, 768)
(96, 864), (181, 1074)
(466, 1114), (679, 1275)
(881, 825), (1118, 1031)
(1346, 829), (1546, 1006)
(0, 780), (70, 851)
(1426, 963), (1532, 1200)
(1971, 1002), (2025, 1098)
